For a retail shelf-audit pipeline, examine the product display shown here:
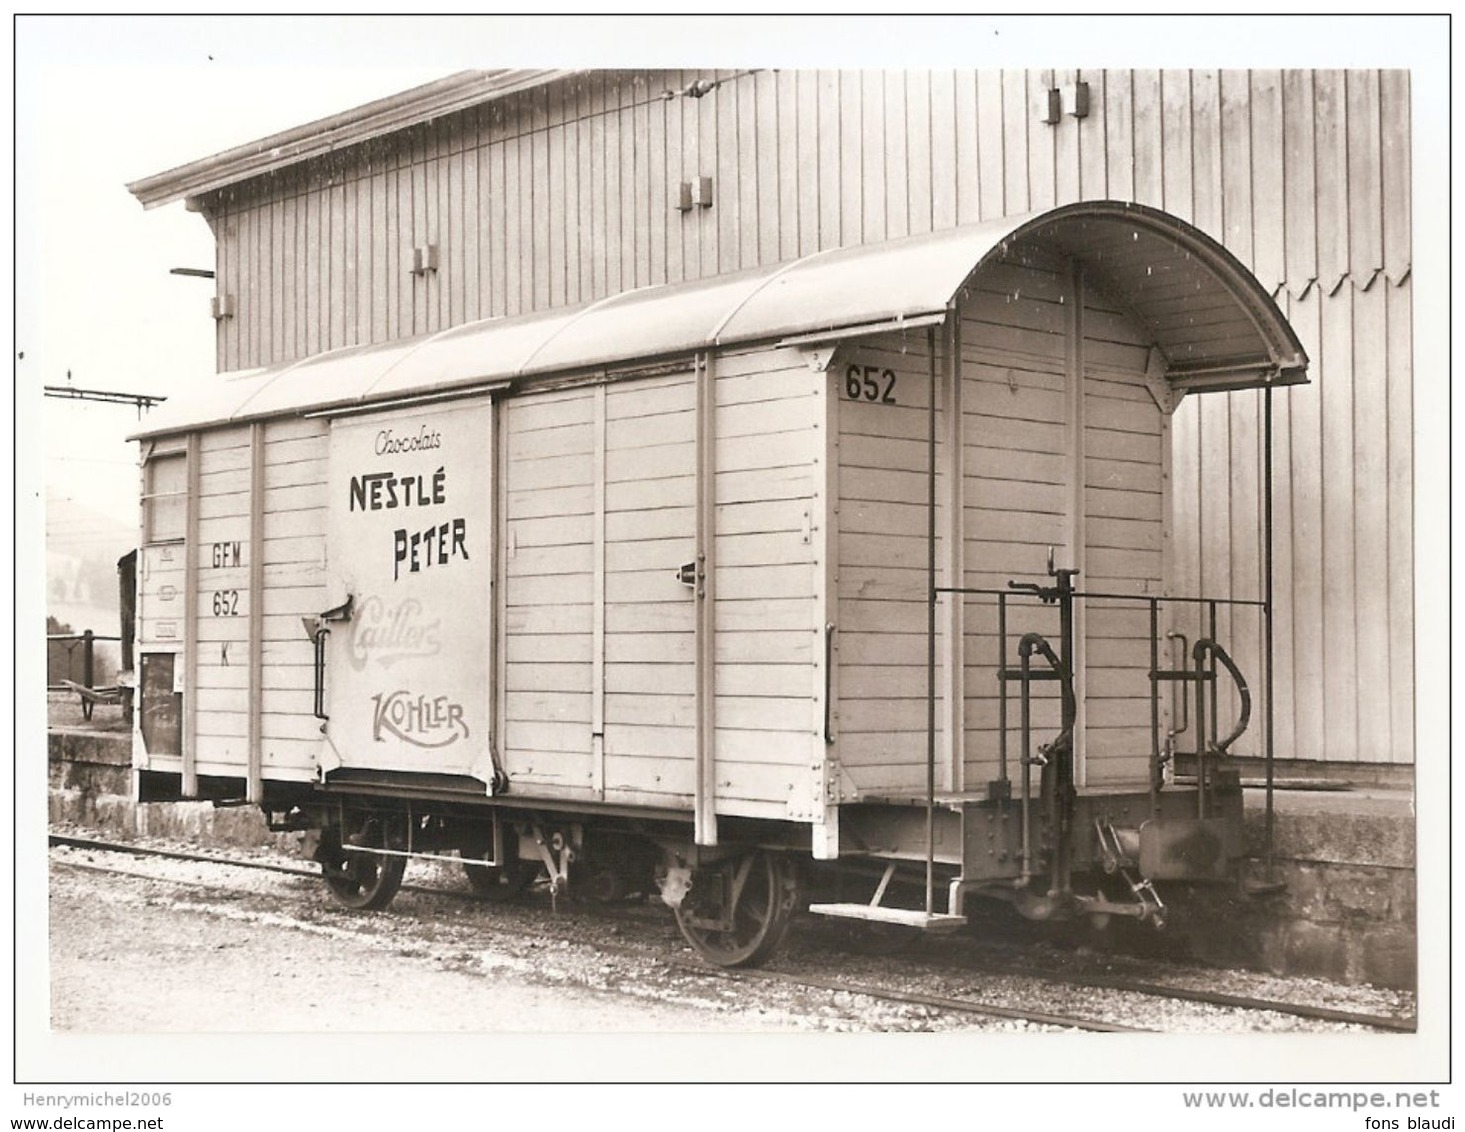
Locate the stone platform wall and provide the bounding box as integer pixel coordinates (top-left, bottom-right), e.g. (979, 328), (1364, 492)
(1173, 797), (1416, 990)
(48, 729), (290, 850)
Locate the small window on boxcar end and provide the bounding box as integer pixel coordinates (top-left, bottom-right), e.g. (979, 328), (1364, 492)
(143, 451), (187, 543)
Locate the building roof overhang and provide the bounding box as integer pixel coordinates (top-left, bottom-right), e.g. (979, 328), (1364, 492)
(126, 69), (573, 211)
(132, 200), (1308, 440)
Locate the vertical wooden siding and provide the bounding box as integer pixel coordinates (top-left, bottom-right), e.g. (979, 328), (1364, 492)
(210, 67), (1412, 339)
(209, 67), (1413, 765)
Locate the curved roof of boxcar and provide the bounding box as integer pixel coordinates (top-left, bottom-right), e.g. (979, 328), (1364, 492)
(133, 200), (1307, 439)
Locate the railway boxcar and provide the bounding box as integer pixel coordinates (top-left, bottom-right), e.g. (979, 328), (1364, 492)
(130, 201), (1306, 966)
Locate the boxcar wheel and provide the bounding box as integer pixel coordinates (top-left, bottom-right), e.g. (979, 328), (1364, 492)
(674, 850), (799, 968)
(322, 820), (407, 911)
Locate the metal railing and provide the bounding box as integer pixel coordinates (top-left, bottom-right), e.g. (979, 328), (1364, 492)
(939, 585), (1265, 815)
(47, 631), (131, 722)
(46, 631), (122, 693)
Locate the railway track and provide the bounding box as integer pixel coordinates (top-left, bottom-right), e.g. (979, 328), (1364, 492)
(48, 832), (1414, 1034)
(49, 836), (1126, 1032)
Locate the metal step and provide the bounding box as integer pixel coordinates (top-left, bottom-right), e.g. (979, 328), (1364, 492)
(806, 903), (967, 933)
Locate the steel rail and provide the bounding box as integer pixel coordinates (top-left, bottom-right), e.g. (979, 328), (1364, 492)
(608, 921), (1122, 1031)
(50, 834), (1415, 1034)
(48, 833), (315, 878)
(715, 965), (1146, 1033)
(49, 838), (1129, 1033)
(1039, 971), (1418, 1033)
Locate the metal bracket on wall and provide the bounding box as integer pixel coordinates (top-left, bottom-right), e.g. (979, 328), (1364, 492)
(801, 346), (837, 372)
(1142, 347), (1181, 415)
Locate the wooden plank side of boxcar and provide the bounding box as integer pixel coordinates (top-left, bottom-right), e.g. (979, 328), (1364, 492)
(947, 263), (1175, 790)
(835, 330), (947, 795)
(712, 347), (823, 818)
(602, 373), (697, 798)
(136, 442), (188, 685)
(502, 387), (596, 793)
(189, 427), (254, 778)
(258, 416), (329, 777)
(958, 268), (1070, 789)
(496, 355), (824, 817)
(1081, 300), (1170, 783)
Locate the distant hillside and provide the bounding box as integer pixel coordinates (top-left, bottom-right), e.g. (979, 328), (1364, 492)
(46, 487), (137, 635)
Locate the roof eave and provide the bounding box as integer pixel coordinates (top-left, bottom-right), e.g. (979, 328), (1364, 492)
(1167, 357), (1311, 395)
(127, 68), (575, 211)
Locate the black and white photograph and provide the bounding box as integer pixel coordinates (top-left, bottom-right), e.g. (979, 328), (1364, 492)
(13, 11), (1452, 1121)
